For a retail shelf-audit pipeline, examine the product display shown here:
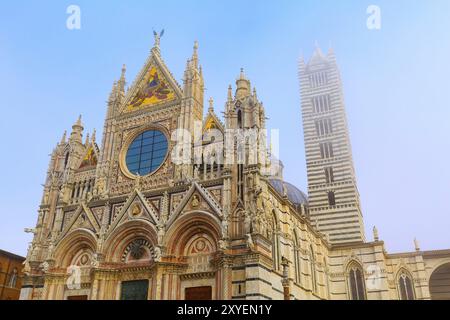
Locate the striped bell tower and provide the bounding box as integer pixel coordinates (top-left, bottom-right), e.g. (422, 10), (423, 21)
(298, 45), (365, 244)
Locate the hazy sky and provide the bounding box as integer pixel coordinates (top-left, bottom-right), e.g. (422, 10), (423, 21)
(0, 0), (449, 256)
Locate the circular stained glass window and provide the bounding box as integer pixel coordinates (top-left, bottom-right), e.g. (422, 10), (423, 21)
(125, 130), (168, 176)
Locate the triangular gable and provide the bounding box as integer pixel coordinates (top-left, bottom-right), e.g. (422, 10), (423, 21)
(121, 51), (182, 114)
(56, 203), (101, 245)
(203, 111), (224, 134)
(105, 189), (159, 239)
(78, 144), (98, 170)
(167, 181), (222, 229)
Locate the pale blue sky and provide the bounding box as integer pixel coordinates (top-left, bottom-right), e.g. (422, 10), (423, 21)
(0, 1), (449, 256)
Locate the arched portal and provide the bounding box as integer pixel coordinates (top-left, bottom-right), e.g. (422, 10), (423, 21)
(430, 263), (450, 300)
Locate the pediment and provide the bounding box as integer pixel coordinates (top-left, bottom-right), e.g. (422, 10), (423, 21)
(57, 203), (101, 244)
(105, 189), (159, 238)
(166, 181), (223, 229)
(120, 51), (182, 114)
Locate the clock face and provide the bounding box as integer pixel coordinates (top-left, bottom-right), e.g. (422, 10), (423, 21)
(125, 129), (168, 176)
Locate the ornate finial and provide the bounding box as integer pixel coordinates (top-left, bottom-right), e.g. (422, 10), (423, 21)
(121, 64), (126, 75)
(239, 68), (245, 79)
(373, 226), (379, 241)
(153, 29), (165, 49)
(208, 97), (214, 112)
(85, 133), (90, 146)
(73, 115), (83, 128)
(193, 40), (199, 52)
(191, 40), (199, 68)
(414, 238), (420, 251)
(253, 87), (258, 100)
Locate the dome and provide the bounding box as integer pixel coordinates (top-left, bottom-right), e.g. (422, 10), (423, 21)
(268, 178), (308, 206)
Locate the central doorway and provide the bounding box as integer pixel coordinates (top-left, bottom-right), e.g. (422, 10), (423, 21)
(185, 286), (212, 300)
(120, 280), (149, 300)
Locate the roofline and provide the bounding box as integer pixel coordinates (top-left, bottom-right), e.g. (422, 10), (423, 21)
(0, 249), (26, 261)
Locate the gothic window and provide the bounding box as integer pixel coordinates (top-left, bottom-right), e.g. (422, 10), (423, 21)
(271, 211), (280, 271)
(8, 268), (18, 288)
(309, 72), (328, 88)
(348, 263), (366, 300)
(125, 130), (168, 176)
(325, 167), (334, 184)
(293, 231), (301, 284)
(312, 95), (331, 113)
(328, 191), (336, 206)
(64, 152), (70, 168)
(237, 110), (243, 128)
(398, 271), (415, 300)
(310, 245), (318, 293)
(319, 142), (333, 159)
(315, 118), (333, 136)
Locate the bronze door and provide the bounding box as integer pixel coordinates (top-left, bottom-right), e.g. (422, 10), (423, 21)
(120, 280), (149, 300)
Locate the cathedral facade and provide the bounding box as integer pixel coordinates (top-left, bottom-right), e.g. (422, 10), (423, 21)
(20, 36), (450, 300)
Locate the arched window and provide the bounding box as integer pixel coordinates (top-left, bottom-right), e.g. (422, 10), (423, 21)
(398, 271), (415, 300)
(271, 211), (280, 271)
(293, 231), (301, 284)
(237, 110), (242, 128)
(8, 268), (18, 288)
(348, 263), (366, 300)
(310, 245), (317, 293)
(64, 152), (70, 168)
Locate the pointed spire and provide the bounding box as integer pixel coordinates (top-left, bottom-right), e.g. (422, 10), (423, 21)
(227, 85), (233, 102)
(118, 64), (126, 88)
(85, 133), (90, 146)
(70, 115), (84, 143)
(108, 81), (118, 102)
(253, 87), (258, 101)
(192, 40), (199, 68)
(208, 97), (214, 113)
(298, 50), (305, 69)
(73, 115), (83, 129)
(60, 131), (67, 145)
(236, 68), (251, 99)
(91, 129), (96, 144)
(309, 41), (326, 65)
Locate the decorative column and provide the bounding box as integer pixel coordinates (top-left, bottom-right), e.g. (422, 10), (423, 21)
(281, 257), (291, 300)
